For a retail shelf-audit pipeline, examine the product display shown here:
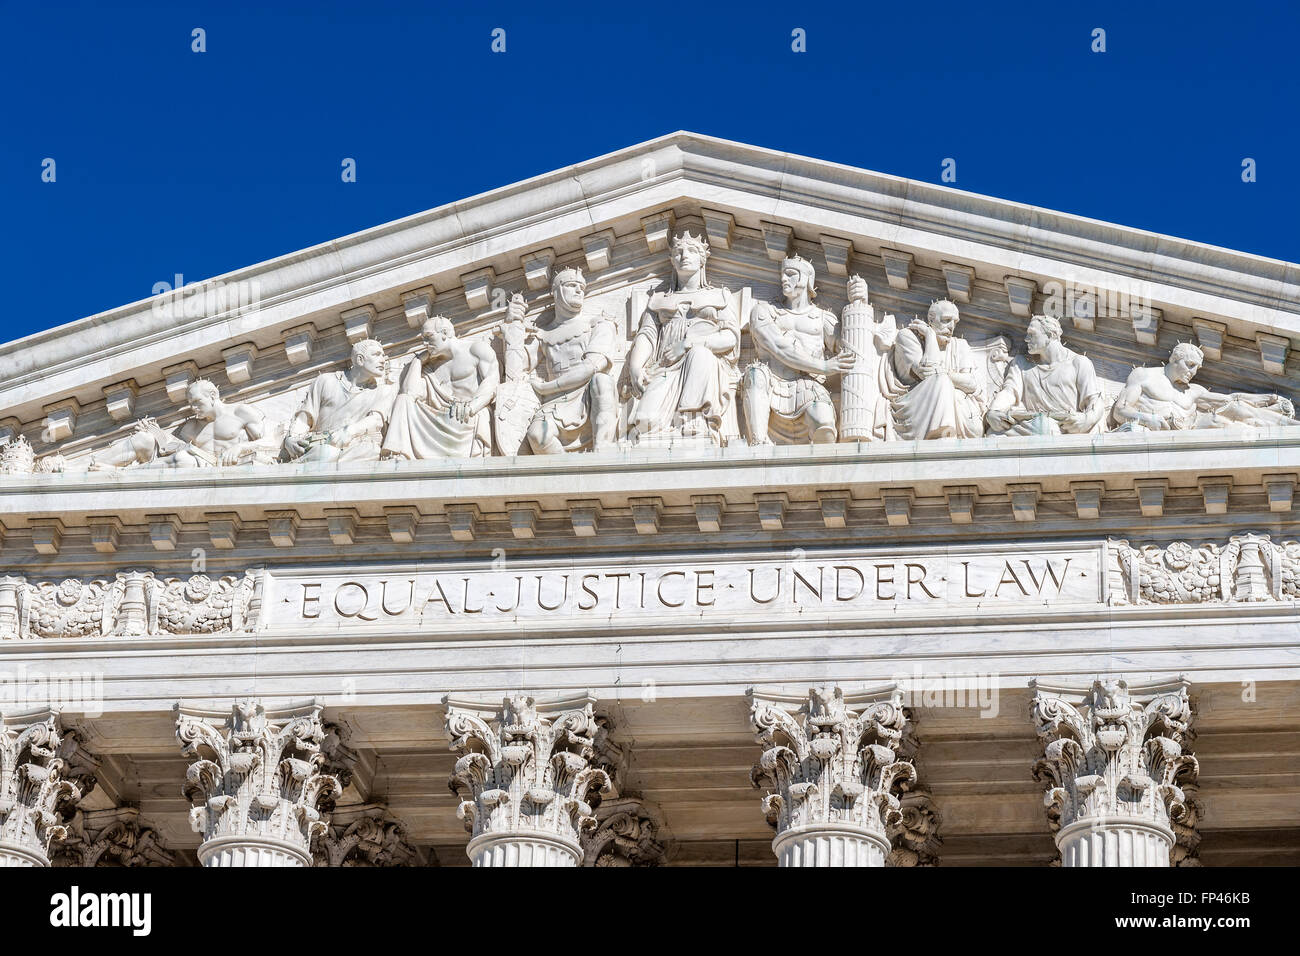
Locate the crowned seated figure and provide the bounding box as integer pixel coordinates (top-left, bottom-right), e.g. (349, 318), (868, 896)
(626, 231), (741, 445)
(1109, 342), (1298, 431)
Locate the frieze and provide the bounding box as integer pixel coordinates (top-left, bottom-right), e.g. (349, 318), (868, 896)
(4, 224), (1296, 475)
(4, 534), (1298, 640)
(1107, 532), (1300, 605)
(0, 570), (263, 640)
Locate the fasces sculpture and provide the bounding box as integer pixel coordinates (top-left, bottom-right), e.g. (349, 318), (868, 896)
(986, 315), (1105, 435)
(509, 268), (618, 455)
(382, 315), (498, 460)
(742, 256), (854, 444)
(282, 338), (397, 463)
(90, 379), (266, 469)
(838, 276), (899, 442)
(1109, 342), (1298, 432)
(883, 299), (987, 440)
(627, 232), (741, 445)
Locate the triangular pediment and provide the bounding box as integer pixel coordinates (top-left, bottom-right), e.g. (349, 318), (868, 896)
(1, 131), (1297, 467)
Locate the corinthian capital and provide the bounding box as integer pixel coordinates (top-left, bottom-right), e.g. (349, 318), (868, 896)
(1031, 677), (1198, 866)
(0, 711), (88, 866)
(175, 700), (341, 866)
(750, 685), (917, 866)
(443, 694), (612, 866)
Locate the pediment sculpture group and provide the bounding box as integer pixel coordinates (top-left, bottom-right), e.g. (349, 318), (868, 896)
(28, 230), (1296, 474)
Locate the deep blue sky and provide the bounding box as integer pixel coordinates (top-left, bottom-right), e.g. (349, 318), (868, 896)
(2, 1), (1297, 343)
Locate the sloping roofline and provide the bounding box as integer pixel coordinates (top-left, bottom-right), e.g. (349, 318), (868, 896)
(1, 131), (1296, 420)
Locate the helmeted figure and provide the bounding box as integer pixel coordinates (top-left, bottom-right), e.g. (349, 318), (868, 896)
(507, 267), (618, 455)
(742, 255), (854, 444)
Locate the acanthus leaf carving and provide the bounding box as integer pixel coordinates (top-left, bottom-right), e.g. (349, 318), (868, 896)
(1031, 677), (1198, 866)
(0, 711), (90, 865)
(444, 694), (612, 865)
(749, 685), (918, 864)
(311, 805), (427, 867)
(175, 700), (341, 865)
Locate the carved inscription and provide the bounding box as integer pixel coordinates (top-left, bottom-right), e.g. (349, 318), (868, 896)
(271, 549), (1100, 629)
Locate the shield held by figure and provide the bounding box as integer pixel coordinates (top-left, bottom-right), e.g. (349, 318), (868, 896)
(493, 379), (540, 456)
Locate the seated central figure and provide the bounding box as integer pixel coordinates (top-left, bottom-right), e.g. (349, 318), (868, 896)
(627, 232), (740, 444)
(884, 299), (986, 440)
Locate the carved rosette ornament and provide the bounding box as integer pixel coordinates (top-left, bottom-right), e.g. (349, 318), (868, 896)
(1031, 677), (1198, 867)
(749, 685), (917, 867)
(0, 712), (85, 867)
(175, 700), (341, 867)
(444, 695), (612, 867)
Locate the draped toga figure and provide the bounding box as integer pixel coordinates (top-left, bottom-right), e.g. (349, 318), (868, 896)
(282, 338), (398, 463)
(627, 231), (741, 445)
(382, 315), (499, 460)
(883, 299), (986, 440)
(986, 314), (1105, 435)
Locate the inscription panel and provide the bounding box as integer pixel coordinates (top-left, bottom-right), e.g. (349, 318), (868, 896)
(261, 544), (1104, 633)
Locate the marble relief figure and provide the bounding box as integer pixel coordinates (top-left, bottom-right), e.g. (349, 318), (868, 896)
(837, 276), (899, 443)
(1109, 342), (1298, 431)
(505, 267), (618, 455)
(742, 255), (854, 444)
(883, 299), (987, 440)
(627, 232), (741, 445)
(282, 338), (397, 463)
(986, 314), (1105, 435)
(382, 315), (498, 460)
(90, 379), (266, 469)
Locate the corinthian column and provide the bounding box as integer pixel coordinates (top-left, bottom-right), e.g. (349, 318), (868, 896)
(175, 700), (341, 867)
(443, 695), (611, 867)
(1031, 677), (1198, 867)
(749, 685), (917, 867)
(0, 712), (84, 867)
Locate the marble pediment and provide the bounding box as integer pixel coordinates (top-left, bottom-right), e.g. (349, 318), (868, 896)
(0, 131), (1298, 479)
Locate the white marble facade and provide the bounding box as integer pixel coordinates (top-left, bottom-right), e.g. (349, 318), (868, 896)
(0, 133), (1298, 866)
